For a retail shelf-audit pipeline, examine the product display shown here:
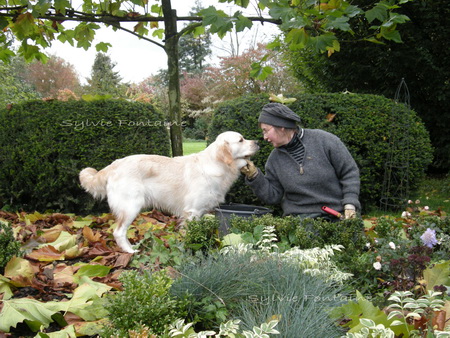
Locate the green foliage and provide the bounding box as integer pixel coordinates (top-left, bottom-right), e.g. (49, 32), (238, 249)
(103, 270), (188, 336)
(184, 216), (220, 251)
(331, 290), (413, 337)
(171, 251), (347, 337)
(227, 214), (365, 252)
(208, 93), (433, 211)
(87, 52), (126, 97)
(0, 221), (22, 272)
(0, 58), (40, 105)
(168, 318), (280, 337)
(287, 0), (450, 172)
(0, 99), (170, 213)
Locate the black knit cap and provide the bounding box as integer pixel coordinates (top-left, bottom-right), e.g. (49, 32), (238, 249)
(258, 103), (301, 129)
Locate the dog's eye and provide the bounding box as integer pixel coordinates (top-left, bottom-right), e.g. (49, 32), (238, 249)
(239, 138), (244, 142)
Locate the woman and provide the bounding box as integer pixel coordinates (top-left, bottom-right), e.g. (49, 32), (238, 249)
(241, 102), (361, 220)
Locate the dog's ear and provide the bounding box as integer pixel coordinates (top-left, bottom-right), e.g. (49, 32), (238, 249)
(216, 142), (234, 166)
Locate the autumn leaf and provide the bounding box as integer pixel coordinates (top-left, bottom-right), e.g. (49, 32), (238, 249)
(26, 245), (65, 262)
(0, 275), (14, 300)
(326, 113), (337, 122)
(52, 264), (77, 287)
(41, 224), (65, 243)
(4, 256), (34, 287)
(83, 226), (102, 243)
(73, 264), (111, 284)
(0, 298), (61, 333)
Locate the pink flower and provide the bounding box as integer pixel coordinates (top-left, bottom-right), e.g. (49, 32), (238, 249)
(424, 206), (430, 211)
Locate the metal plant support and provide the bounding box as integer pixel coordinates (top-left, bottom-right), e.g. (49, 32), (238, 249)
(380, 78), (411, 211)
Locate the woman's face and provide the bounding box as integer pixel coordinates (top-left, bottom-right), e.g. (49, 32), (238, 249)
(260, 123), (294, 148)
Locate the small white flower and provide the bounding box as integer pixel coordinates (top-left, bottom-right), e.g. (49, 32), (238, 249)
(365, 243), (371, 249)
(415, 199), (421, 204)
(389, 242), (396, 250)
(373, 262), (382, 270)
(401, 211), (411, 218)
(424, 206), (429, 211)
(408, 200), (413, 204)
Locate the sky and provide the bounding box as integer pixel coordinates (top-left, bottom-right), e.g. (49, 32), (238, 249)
(44, 0), (276, 84)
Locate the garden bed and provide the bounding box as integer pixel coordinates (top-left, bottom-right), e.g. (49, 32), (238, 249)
(0, 202), (449, 337)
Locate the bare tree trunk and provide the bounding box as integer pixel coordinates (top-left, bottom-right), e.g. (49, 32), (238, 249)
(162, 0), (183, 156)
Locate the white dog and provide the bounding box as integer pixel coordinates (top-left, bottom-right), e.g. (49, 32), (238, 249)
(79, 131), (258, 253)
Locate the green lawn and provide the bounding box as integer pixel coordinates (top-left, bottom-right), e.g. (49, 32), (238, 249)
(183, 140), (206, 155)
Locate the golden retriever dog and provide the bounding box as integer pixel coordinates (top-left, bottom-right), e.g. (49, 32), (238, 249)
(79, 131), (258, 253)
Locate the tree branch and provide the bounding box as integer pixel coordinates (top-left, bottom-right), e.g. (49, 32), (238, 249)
(109, 23), (165, 49)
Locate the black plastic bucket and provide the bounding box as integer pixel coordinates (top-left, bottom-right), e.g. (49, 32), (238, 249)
(215, 203), (272, 235)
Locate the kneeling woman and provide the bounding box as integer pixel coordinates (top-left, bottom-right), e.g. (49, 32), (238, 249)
(241, 103), (361, 220)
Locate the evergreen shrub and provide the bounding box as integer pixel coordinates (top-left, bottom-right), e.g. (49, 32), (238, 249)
(103, 270), (188, 336)
(0, 221), (22, 273)
(0, 99), (170, 213)
(208, 93), (433, 211)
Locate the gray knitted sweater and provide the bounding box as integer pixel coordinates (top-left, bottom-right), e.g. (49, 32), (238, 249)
(247, 129), (361, 216)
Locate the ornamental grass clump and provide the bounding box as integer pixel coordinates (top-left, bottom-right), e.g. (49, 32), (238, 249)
(171, 251), (347, 337)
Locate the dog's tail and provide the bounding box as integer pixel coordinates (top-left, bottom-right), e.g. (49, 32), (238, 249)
(79, 167), (108, 200)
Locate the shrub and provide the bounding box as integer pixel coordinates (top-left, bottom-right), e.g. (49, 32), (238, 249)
(184, 216), (220, 251)
(0, 221), (22, 273)
(103, 269), (188, 336)
(0, 99), (170, 213)
(208, 93), (433, 212)
(228, 214), (366, 253)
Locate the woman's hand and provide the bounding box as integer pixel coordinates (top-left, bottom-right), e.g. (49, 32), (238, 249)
(240, 160), (258, 180)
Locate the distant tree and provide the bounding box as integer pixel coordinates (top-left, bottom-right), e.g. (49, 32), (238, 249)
(87, 53), (125, 97)
(0, 57), (40, 106)
(179, 32), (212, 74)
(24, 55), (80, 98)
(205, 43), (302, 101)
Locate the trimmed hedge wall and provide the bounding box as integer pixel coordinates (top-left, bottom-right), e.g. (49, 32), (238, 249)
(0, 99), (170, 213)
(208, 93), (433, 212)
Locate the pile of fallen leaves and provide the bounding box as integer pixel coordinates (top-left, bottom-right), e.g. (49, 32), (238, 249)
(0, 210), (181, 337)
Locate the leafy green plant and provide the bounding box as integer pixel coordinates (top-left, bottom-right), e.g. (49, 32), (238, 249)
(0, 221), (22, 272)
(222, 225), (353, 284)
(184, 216), (220, 251)
(345, 318), (395, 338)
(131, 229), (187, 269)
(168, 318), (280, 337)
(103, 269), (188, 336)
(387, 290), (449, 337)
(331, 290), (414, 337)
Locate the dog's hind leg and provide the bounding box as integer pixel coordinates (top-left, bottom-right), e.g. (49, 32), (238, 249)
(113, 207), (141, 253)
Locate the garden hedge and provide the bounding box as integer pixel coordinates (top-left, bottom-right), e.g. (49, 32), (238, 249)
(208, 93), (433, 212)
(0, 99), (170, 213)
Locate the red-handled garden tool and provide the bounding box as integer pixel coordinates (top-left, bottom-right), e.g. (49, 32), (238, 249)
(321, 206), (344, 220)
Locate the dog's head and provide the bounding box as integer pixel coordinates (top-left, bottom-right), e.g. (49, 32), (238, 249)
(214, 131), (259, 168)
